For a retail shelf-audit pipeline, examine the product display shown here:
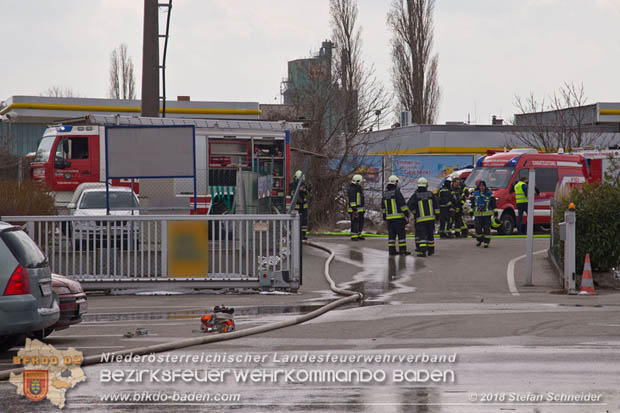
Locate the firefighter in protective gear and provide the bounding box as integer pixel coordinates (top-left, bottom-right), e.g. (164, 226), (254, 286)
(438, 178), (454, 238)
(290, 170), (309, 240)
(510, 177), (540, 234)
(348, 174), (365, 240)
(471, 180), (496, 248)
(407, 177), (439, 257)
(382, 175), (411, 255)
(451, 177), (468, 237)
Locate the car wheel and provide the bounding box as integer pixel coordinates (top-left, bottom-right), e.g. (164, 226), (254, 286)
(498, 213), (515, 235)
(43, 328), (55, 337)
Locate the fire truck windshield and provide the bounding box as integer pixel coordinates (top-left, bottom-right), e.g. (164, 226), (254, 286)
(464, 167), (515, 189)
(33, 136), (56, 162)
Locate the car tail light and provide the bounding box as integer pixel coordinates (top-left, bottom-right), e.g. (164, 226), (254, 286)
(4, 265), (30, 295)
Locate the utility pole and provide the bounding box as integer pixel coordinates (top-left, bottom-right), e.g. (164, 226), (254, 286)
(141, 0), (159, 117)
(525, 169), (536, 286)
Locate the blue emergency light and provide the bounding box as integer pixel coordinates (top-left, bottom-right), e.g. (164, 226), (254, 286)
(57, 125), (73, 132)
(507, 155), (521, 167)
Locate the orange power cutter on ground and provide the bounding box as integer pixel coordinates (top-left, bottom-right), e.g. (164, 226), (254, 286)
(201, 305), (236, 333)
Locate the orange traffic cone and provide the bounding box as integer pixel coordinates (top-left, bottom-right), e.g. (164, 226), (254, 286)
(578, 253), (597, 295)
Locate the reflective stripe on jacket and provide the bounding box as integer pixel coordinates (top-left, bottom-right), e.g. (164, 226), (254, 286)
(472, 189), (496, 217)
(407, 189), (438, 223)
(382, 186), (409, 220)
(438, 188), (453, 208)
(348, 183), (365, 213)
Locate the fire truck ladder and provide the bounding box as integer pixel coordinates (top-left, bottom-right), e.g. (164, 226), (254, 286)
(159, 0), (173, 117)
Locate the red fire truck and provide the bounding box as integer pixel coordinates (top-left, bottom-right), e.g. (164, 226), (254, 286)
(464, 150), (590, 234)
(30, 115), (300, 213)
(575, 149), (620, 183)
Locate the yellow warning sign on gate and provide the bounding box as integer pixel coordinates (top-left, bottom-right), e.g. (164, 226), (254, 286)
(167, 221), (209, 277)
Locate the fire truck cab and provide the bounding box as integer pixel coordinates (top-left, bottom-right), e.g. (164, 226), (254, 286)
(31, 125), (108, 207)
(464, 150), (589, 234)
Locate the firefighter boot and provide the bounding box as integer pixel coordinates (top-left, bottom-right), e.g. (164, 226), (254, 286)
(415, 242), (426, 257)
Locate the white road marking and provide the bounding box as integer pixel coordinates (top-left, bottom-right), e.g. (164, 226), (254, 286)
(507, 249), (547, 296)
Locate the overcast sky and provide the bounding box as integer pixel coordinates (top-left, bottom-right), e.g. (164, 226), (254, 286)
(1, 0), (619, 125)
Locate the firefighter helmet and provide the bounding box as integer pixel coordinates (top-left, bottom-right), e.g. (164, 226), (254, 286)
(388, 175), (399, 184)
(417, 177), (428, 187)
(352, 174), (363, 184)
(294, 170), (303, 180)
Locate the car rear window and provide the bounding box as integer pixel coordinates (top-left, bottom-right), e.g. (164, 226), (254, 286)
(0, 229), (47, 268)
(0, 239), (18, 282)
(79, 191), (139, 209)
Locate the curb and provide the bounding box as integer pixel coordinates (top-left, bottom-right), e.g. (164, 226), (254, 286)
(547, 248), (564, 288)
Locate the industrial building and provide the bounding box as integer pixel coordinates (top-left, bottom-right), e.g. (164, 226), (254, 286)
(366, 103), (620, 156)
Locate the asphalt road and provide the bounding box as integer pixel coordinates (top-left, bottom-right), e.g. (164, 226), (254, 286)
(1, 236), (619, 412)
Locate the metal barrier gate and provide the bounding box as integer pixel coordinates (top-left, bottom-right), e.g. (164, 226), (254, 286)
(1, 214), (301, 292)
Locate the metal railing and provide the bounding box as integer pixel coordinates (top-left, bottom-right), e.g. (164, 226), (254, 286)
(1, 214), (300, 291)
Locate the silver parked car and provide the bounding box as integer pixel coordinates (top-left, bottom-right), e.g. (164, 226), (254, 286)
(0, 222), (59, 352)
(68, 184), (140, 249)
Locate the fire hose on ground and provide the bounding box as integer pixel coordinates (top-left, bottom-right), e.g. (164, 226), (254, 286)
(0, 241), (362, 381)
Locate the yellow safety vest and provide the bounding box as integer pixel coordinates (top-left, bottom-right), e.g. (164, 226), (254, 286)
(514, 181), (527, 204)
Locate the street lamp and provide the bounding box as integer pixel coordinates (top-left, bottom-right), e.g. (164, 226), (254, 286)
(374, 110), (381, 131)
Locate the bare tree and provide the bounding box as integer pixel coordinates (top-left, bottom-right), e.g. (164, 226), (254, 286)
(109, 44), (136, 100)
(510, 82), (611, 151)
(41, 86), (78, 97)
(288, 0), (391, 226)
(388, 0), (440, 124)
